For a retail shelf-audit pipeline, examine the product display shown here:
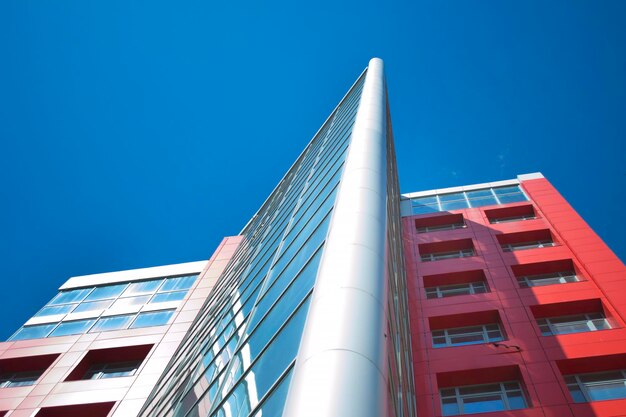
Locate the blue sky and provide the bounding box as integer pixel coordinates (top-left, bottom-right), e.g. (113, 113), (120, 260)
(1, 1), (624, 339)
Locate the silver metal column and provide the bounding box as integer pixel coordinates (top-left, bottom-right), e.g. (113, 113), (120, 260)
(282, 58), (389, 417)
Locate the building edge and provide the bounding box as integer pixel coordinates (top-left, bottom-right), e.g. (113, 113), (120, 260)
(283, 57), (389, 417)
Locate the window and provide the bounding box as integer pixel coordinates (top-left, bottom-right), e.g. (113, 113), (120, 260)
(65, 345), (152, 382)
(419, 239), (475, 262)
(49, 319), (96, 337)
(537, 313), (611, 336)
(415, 213), (466, 233)
(34, 304), (76, 317)
(160, 275), (196, 292)
(0, 354), (58, 388)
(89, 314), (135, 333)
(424, 270), (489, 299)
(497, 229), (555, 252)
(426, 282), (487, 299)
(11, 274), (199, 341)
(84, 284), (128, 301)
(512, 259), (581, 289)
(48, 288), (92, 305)
(422, 249), (474, 262)
(518, 271), (579, 288)
(10, 324), (57, 340)
(432, 323), (504, 348)
(83, 361), (141, 380)
(486, 204), (536, 224)
(565, 370), (626, 403)
(440, 381), (527, 415)
(411, 185), (528, 215)
(0, 370), (43, 387)
(130, 310), (175, 329)
(501, 240), (555, 252)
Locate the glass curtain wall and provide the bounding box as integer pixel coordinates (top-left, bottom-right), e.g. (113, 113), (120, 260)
(138, 71), (367, 417)
(384, 99), (417, 417)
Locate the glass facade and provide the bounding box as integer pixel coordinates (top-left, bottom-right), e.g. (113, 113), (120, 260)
(411, 185), (528, 215)
(9, 274), (197, 341)
(139, 71), (368, 417)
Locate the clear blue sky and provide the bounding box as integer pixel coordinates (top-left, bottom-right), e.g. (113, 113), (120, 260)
(1, 1), (624, 339)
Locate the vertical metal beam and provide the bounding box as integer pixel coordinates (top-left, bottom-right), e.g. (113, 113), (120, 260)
(283, 58), (389, 417)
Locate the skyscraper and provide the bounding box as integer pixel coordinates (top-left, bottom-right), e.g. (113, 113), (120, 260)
(1, 58), (624, 417)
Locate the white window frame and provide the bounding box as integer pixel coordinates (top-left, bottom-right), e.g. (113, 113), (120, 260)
(425, 282), (487, 299)
(432, 323), (504, 348)
(440, 381), (527, 415)
(421, 249), (475, 262)
(565, 370), (626, 403)
(537, 313), (611, 336)
(517, 271), (579, 288)
(501, 240), (555, 252)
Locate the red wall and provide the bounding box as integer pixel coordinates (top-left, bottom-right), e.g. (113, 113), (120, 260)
(0, 236), (242, 417)
(403, 177), (626, 417)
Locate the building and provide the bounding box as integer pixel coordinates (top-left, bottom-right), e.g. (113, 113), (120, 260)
(1, 58), (624, 417)
(402, 174), (626, 417)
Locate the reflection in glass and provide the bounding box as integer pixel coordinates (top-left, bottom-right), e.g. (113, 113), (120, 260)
(130, 310), (175, 329)
(49, 319), (96, 337)
(90, 314), (135, 333)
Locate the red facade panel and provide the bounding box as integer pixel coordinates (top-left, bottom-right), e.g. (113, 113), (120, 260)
(404, 177), (626, 417)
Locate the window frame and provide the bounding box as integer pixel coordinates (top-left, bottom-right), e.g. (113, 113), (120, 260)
(0, 370), (43, 388)
(537, 312), (611, 336)
(421, 249), (475, 262)
(517, 271), (580, 288)
(425, 281), (487, 299)
(440, 381), (528, 415)
(432, 323), (504, 348)
(501, 240), (555, 252)
(565, 370), (626, 403)
(83, 360), (142, 380)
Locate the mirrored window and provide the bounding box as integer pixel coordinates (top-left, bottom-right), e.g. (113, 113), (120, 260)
(10, 324), (57, 341)
(90, 315), (135, 333)
(160, 275), (197, 292)
(130, 310), (175, 329)
(84, 284), (128, 301)
(49, 288), (92, 305)
(49, 319), (96, 337)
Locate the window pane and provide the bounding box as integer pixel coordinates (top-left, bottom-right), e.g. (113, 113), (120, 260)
(150, 291), (187, 304)
(49, 319), (95, 337)
(586, 380), (626, 401)
(99, 361), (141, 379)
(412, 196), (438, 205)
(130, 310), (175, 329)
(466, 190), (493, 198)
(413, 205), (440, 214)
(439, 193), (465, 202)
(462, 394), (505, 413)
(493, 186), (522, 196)
(49, 288), (91, 305)
(160, 276), (197, 292)
(10, 324), (57, 340)
(506, 391), (527, 409)
(85, 284), (128, 301)
(498, 193), (527, 204)
(441, 200), (469, 211)
(123, 280), (163, 296)
(35, 304), (76, 317)
(111, 295), (151, 309)
(73, 300), (113, 313)
(90, 315), (135, 333)
(468, 197), (498, 207)
(441, 397), (459, 416)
